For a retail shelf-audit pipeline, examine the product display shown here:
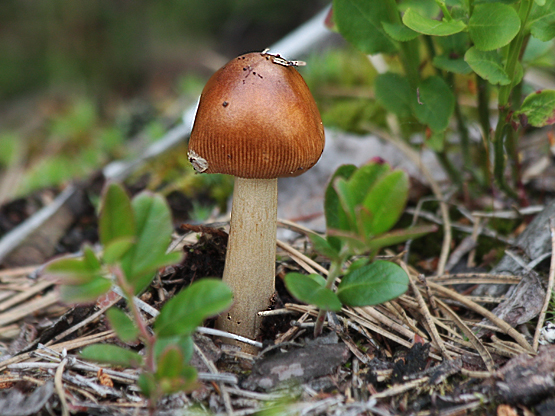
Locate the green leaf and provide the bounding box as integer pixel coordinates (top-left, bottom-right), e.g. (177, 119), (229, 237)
(59, 277), (112, 303)
(325, 164), (357, 251)
(402, 8), (466, 36)
(464, 47), (511, 85)
(103, 237), (135, 264)
(333, 0), (397, 55)
(99, 183), (135, 248)
(361, 170), (409, 237)
(106, 307), (138, 343)
(80, 344), (143, 367)
(155, 335), (194, 363)
(138, 373), (156, 398)
(309, 233), (340, 261)
(366, 224), (438, 250)
(83, 246), (102, 271)
(154, 279), (233, 337)
(346, 162), (392, 208)
(327, 229), (369, 254)
(284, 273), (342, 312)
(126, 251), (183, 296)
(515, 90), (555, 127)
(468, 3), (520, 51)
(156, 346), (183, 379)
(333, 177), (358, 230)
(382, 22), (419, 42)
(433, 55), (473, 74)
(375, 73), (413, 117)
(411, 76), (456, 132)
(157, 364), (198, 395)
(46, 253), (101, 284)
(333, 163), (395, 234)
(528, 0), (555, 42)
(120, 192), (178, 294)
(337, 260), (409, 306)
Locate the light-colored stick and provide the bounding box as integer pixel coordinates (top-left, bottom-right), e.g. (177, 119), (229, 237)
(533, 219), (555, 351)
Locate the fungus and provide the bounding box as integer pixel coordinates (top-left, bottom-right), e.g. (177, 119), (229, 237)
(188, 51), (324, 351)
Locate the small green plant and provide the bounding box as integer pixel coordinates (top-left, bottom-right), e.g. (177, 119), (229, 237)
(330, 0), (555, 199)
(284, 162), (435, 336)
(45, 183), (233, 407)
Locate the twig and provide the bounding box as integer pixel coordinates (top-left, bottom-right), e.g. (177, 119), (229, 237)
(276, 239), (328, 276)
(435, 299), (495, 373)
(194, 343), (234, 415)
(428, 281), (534, 353)
(533, 219), (555, 351)
(0, 291), (59, 327)
(197, 327), (263, 348)
(404, 264), (451, 360)
(0, 279), (54, 312)
(45, 296), (121, 346)
(471, 205), (544, 219)
(54, 351), (70, 416)
(371, 377), (429, 399)
(405, 207), (514, 245)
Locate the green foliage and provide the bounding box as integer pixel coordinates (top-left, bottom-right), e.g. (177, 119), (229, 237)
(468, 3), (521, 51)
(464, 47), (511, 85)
(106, 308), (139, 343)
(411, 76), (455, 132)
(402, 8), (466, 36)
(332, 0), (396, 55)
(81, 344), (144, 368)
(46, 182), (233, 405)
(284, 273), (342, 311)
(514, 90), (555, 127)
(374, 72), (413, 117)
(329, 0), (555, 199)
(337, 261), (408, 306)
(154, 278), (233, 337)
(285, 162), (435, 333)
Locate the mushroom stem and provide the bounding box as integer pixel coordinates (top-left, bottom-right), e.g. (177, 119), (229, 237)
(216, 177), (277, 349)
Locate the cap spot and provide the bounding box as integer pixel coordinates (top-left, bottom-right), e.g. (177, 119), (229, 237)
(222, 101), (229, 107)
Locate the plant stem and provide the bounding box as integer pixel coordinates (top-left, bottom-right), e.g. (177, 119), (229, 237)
(436, 150), (463, 187)
(491, 0), (533, 199)
(384, 0), (420, 88)
(434, 0), (453, 20)
(313, 255), (346, 337)
(476, 75), (491, 139)
(112, 266), (156, 373)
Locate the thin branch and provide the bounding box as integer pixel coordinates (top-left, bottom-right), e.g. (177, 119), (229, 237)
(533, 219), (555, 351)
(428, 281), (534, 353)
(54, 354), (70, 416)
(403, 264), (451, 360)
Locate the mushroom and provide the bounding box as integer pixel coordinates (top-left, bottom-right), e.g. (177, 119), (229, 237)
(187, 51), (324, 349)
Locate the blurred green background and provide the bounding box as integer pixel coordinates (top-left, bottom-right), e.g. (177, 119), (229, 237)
(0, 0), (327, 100)
(0, 0), (334, 204)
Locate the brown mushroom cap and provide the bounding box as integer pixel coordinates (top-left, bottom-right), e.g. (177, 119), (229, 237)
(188, 51), (325, 179)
